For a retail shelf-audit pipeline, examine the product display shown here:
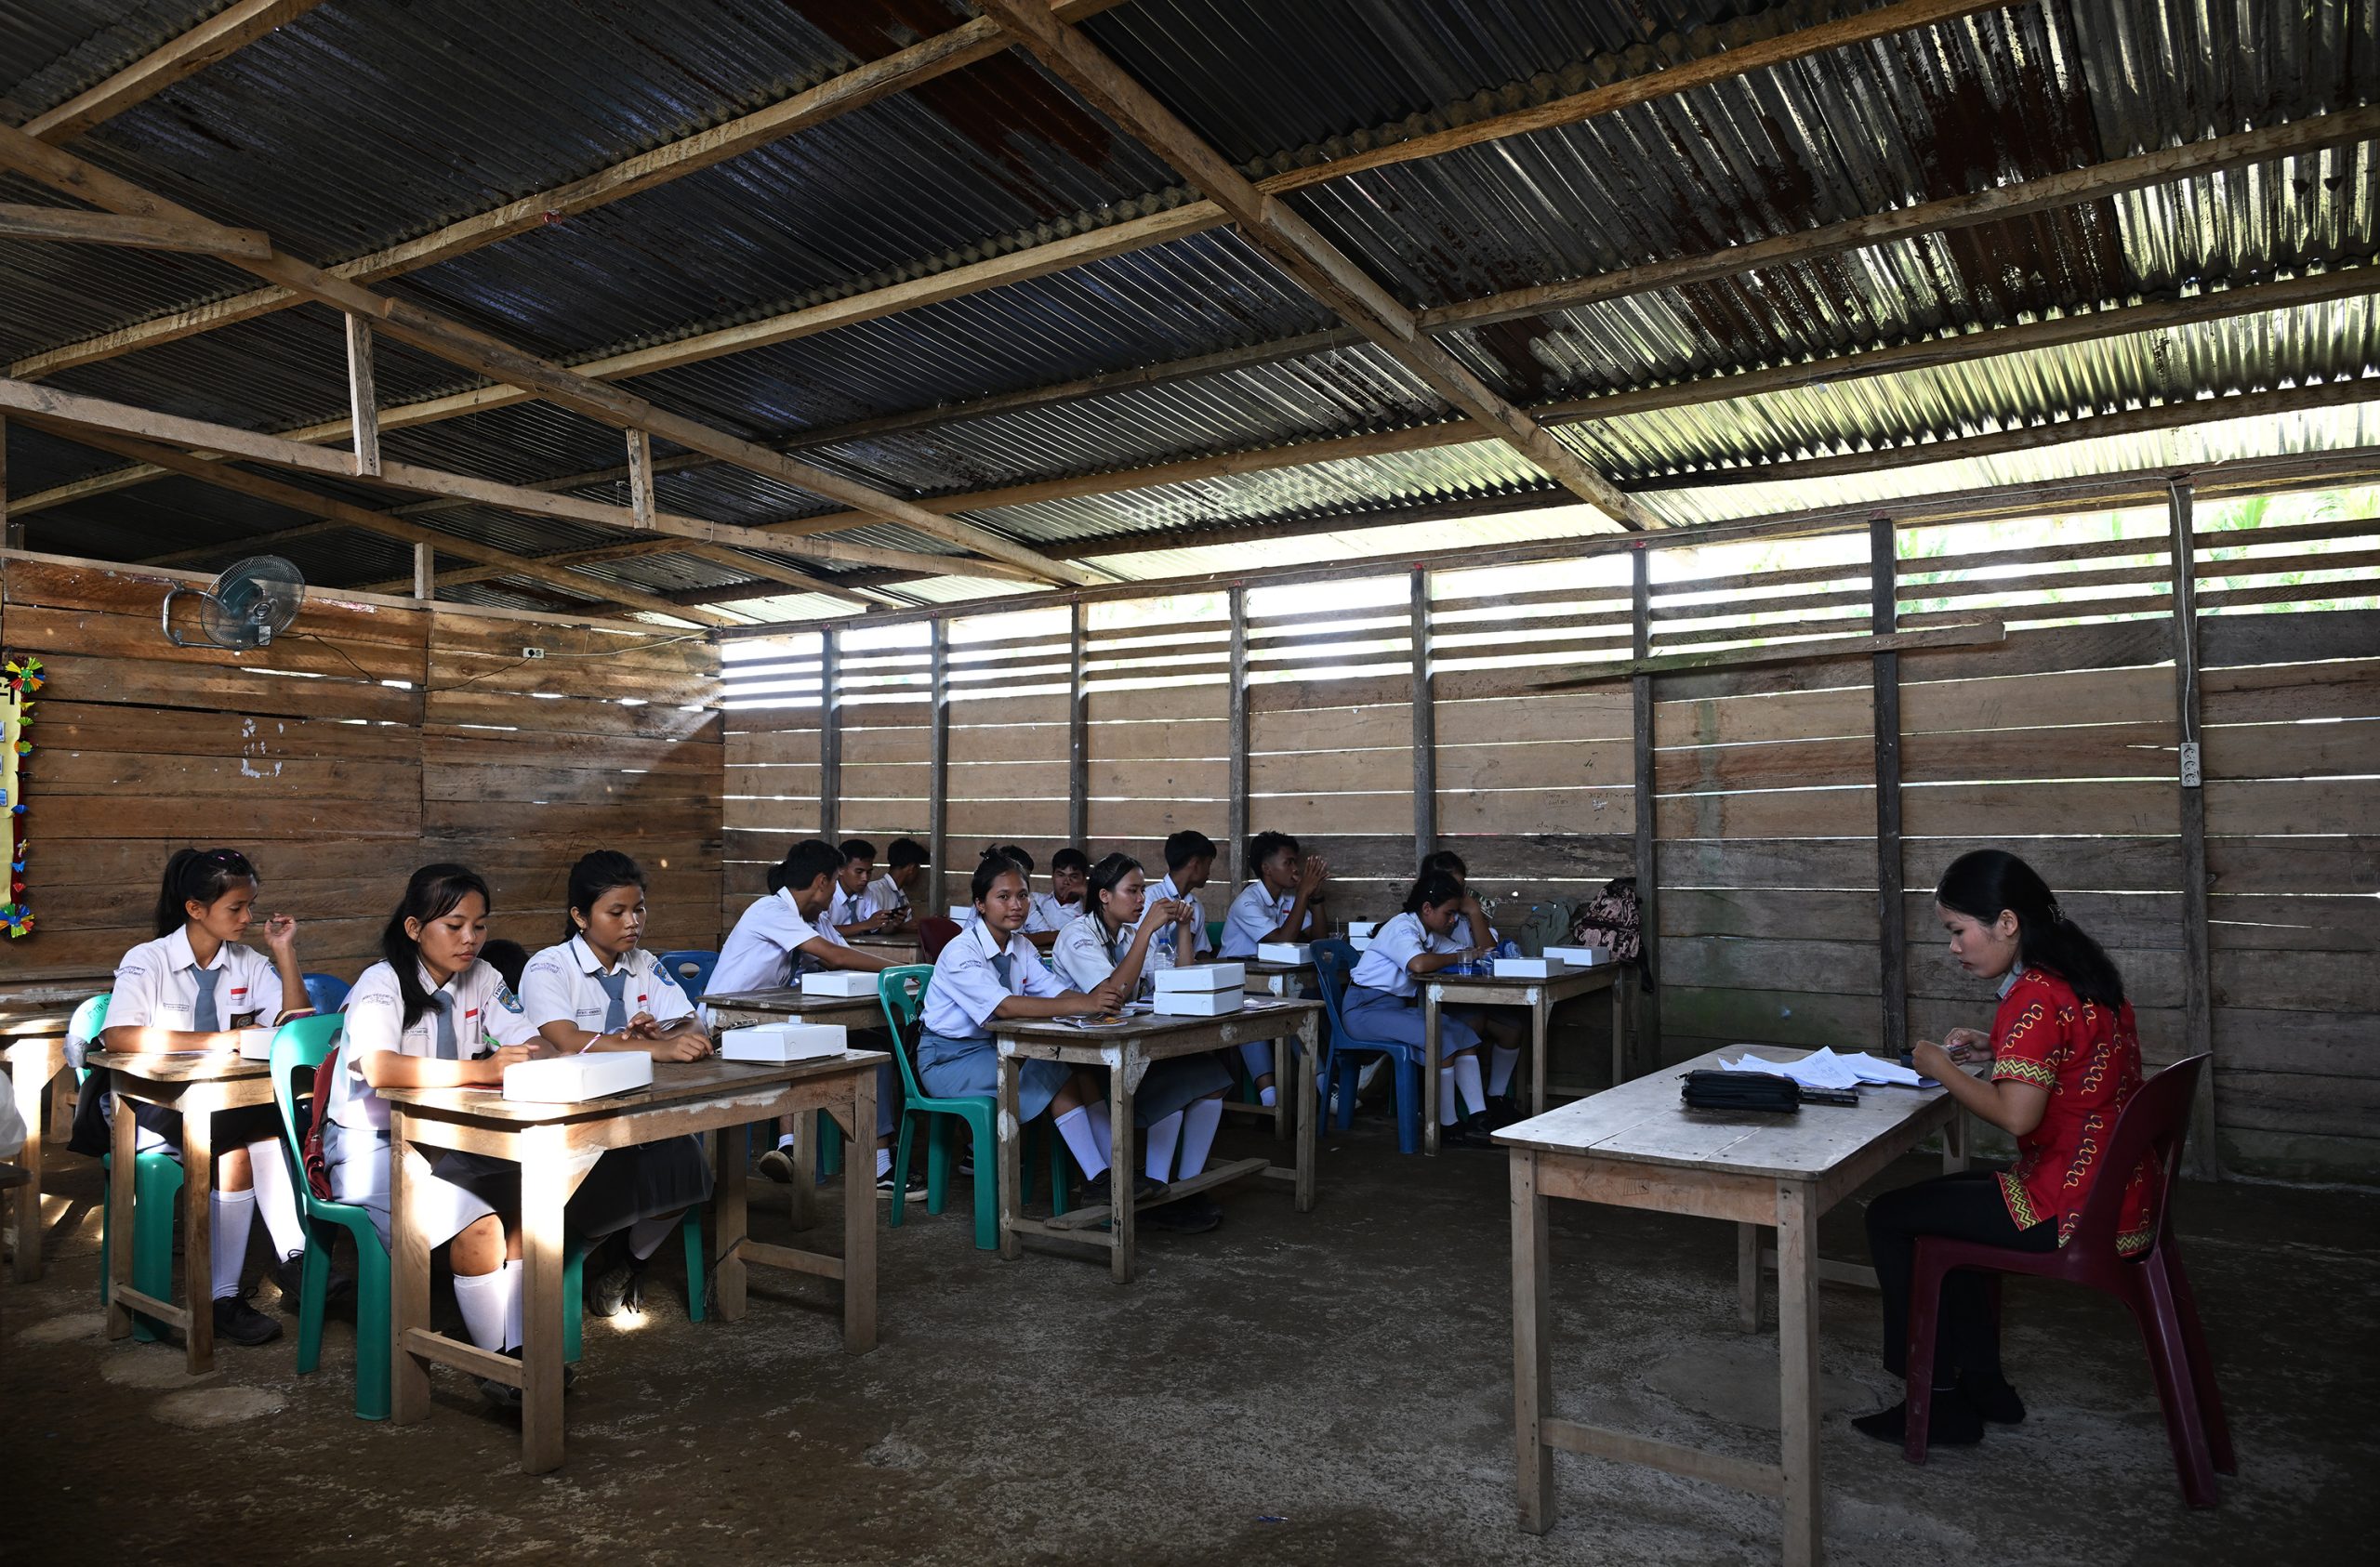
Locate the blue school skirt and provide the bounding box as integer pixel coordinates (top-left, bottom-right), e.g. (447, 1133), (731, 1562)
(324, 1123), (712, 1250)
(1341, 987), (1483, 1055)
(914, 1032), (1227, 1126)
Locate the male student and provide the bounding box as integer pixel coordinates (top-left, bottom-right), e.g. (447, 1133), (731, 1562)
(1220, 831), (1328, 959)
(866, 837), (930, 933)
(826, 839), (889, 934)
(1146, 830), (1216, 968)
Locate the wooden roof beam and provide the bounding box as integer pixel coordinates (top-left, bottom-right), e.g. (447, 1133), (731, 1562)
(18, 0), (324, 144)
(0, 202), (270, 257)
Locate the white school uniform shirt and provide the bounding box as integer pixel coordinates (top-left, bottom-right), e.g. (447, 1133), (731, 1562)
(712, 888), (850, 994)
(1051, 913), (1138, 994)
(109, 926), (287, 1034)
(328, 958), (537, 1132)
(824, 882), (881, 933)
(1348, 911), (1459, 999)
(1146, 873), (1211, 965)
(1220, 879), (1307, 958)
(866, 874), (912, 918)
(1450, 913), (1500, 949)
(517, 936), (694, 1036)
(1022, 890), (1076, 935)
(920, 917), (1068, 1040)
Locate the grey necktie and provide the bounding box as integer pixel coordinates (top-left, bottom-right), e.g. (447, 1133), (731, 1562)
(597, 968), (629, 1033)
(426, 991), (458, 1060)
(991, 951), (1012, 990)
(189, 965), (221, 1033)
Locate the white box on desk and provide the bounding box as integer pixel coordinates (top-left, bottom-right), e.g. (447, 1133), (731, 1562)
(1152, 986), (1244, 1017)
(1256, 942), (1313, 965)
(1492, 956), (1569, 979)
(799, 969), (879, 998)
(1543, 945), (1611, 968)
(502, 1052), (653, 1103)
(946, 905), (976, 926)
(1154, 961), (1243, 993)
(721, 1022), (848, 1062)
(236, 1026), (278, 1061)
(1347, 921), (1379, 939)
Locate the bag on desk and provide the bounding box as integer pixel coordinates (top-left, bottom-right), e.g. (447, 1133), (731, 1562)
(1679, 1070), (1800, 1114)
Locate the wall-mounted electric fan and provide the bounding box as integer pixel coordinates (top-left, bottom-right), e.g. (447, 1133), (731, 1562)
(161, 555), (307, 651)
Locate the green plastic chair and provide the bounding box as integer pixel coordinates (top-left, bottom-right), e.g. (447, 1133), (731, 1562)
(878, 966), (1068, 1250)
(73, 994), (185, 1345)
(269, 1016), (391, 1419)
(1205, 919), (1225, 952)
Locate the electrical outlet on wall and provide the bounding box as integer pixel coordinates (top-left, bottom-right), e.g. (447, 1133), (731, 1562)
(522, 646), (547, 660)
(2179, 742), (2202, 788)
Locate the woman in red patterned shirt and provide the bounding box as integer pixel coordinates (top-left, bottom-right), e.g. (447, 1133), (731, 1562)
(1854, 849), (2152, 1446)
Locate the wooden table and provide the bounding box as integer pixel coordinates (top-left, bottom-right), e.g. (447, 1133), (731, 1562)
(89, 1049), (275, 1372)
(844, 934), (920, 964)
(994, 997), (1322, 1283)
(6, 1013), (77, 1284)
(1421, 964), (1624, 1154)
(701, 986), (886, 1227)
(382, 1051), (887, 1474)
(1498, 1045), (1969, 1566)
(1225, 960), (1316, 1139)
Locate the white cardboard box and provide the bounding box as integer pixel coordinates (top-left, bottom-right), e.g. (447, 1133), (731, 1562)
(721, 1022), (848, 1062)
(799, 969), (879, 998)
(1349, 935), (1374, 952)
(946, 905), (976, 926)
(1543, 945), (1612, 968)
(1492, 956), (1568, 980)
(1152, 986), (1244, 1017)
(1347, 921), (1379, 939)
(502, 1052), (653, 1103)
(1154, 961), (1244, 993)
(236, 1026), (278, 1061)
(1256, 942), (1313, 965)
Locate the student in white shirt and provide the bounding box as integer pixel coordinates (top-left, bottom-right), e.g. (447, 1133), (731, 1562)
(714, 841), (916, 1197)
(324, 863), (551, 1405)
(917, 853), (1156, 1212)
(1051, 853), (1231, 1232)
(1421, 849), (1526, 1118)
(1049, 847), (1091, 927)
(1146, 829), (1217, 970)
(1217, 831), (1329, 1106)
(825, 839), (888, 934)
(993, 843), (1073, 950)
(1342, 868), (1499, 1147)
(99, 847), (328, 1346)
(518, 850), (716, 1318)
(866, 837), (930, 933)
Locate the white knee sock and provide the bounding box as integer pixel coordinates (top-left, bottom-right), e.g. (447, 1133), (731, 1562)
(1054, 1106), (1110, 1179)
(1454, 1054), (1488, 1115)
(1178, 1097), (1223, 1178)
(1488, 1046), (1520, 1098)
(776, 1131), (797, 1152)
(627, 1211), (677, 1260)
(501, 1258), (523, 1350)
(1437, 1068), (1459, 1126)
(210, 1189), (256, 1300)
(1088, 1100), (1112, 1152)
(245, 1139), (306, 1260)
(1143, 1112), (1183, 1183)
(875, 1146), (892, 1179)
(1260, 1086), (1278, 1108)
(454, 1265), (512, 1351)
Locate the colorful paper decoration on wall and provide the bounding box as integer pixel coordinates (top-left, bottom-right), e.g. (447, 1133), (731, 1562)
(2, 654), (40, 937)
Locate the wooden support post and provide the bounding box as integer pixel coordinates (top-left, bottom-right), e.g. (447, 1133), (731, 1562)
(819, 629), (841, 845)
(1410, 568), (1437, 857)
(0, 414), (13, 550)
(1871, 517), (1908, 1061)
(928, 619), (950, 914)
(1067, 600), (1090, 848)
(1227, 586), (1250, 880)
(1629, 547), (1660, 1078)
(626, 428), (656, 527)
(2169, 479), (2219, 1179)
(343, 311), (380, 479)
(412, 539), (434, 599)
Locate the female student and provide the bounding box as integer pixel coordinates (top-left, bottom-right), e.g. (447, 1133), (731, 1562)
(714, 839), (913, 1196)
(322, 863), (550, 1406)
(1419, 849), (1526, 1121)
(992, 844), (1071, 950)
(1854, 849), (2154, 1446)
(1052, 852), (1232, 1232)
(1342, 868), (1500, 1147)
(917, 852), (1156, 1211)
(100, 848), (328, 1346)
(517, 850), (716, 1316)
(1217, 830), (1328, 1107)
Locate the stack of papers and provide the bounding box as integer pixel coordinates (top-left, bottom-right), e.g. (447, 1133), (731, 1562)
(1720, 1048), (1924, 1091)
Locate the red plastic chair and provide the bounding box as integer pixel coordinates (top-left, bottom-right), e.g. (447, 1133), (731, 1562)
(1903, 1053), (2234, 1506)
(917, 916), (962, 962)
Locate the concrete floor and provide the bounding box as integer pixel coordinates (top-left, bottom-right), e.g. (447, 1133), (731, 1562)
(4, 1112), (2375, 1567)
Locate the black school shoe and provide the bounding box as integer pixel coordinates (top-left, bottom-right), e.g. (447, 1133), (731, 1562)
(1142, 1192), (1223, 1234)
(1440, 1113), (1499, 1149)
(212, 1294), (284, 1347)
(1078, 1169), (1164, 1211)
(1483, 1096), (1527, 1130)
(1960, 1371), (2027, 1424)
(271, 1251), (354, 1313)
(585, 1254), (646, 1319)
(1851, 1388), (1984, 1446)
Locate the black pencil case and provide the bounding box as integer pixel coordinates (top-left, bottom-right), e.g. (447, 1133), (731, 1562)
(1679, 1071), (1800, 1113)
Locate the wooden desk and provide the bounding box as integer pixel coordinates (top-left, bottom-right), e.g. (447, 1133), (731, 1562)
(381, 1051), (886, 1474)
(1498, 1045), (1969, 1566)
(994, 998), (1322, 1283)
(843, 935), (920, 964)
(88, 1049), (274, 1372)
(6, 1020), (75, 1284)
(1421, 964), (1624, 1154)
(701, 987), (886, 1228)
(1225, 960), (1316, 1138)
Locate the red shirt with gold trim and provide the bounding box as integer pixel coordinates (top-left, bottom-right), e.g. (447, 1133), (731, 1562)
(1989, 968), (2156, 1255)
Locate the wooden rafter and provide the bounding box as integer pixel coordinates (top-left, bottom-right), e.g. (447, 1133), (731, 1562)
(0, 203), (270, 257)
(18, 0), (325, 144)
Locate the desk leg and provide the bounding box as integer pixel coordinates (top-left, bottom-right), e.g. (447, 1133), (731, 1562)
(714, 1127), (748, 1321)
(1610, 974), (1629, 1086)
(1270, 1037), (1289, 1141)
(1109, 1053), (1138, 1285)
(1737, 1223), (1762, 1332)
(390, 1117), (432, 1424)
(1512, 1149), (1554, 1534)
(842, 1073), (877, 1353)
(9, 1054), (45, 1282)
(1294, 1017), (1318, 1213)
(1529, 994), (1551, 1118)
(1777, 1180), (1824, 1567)
(519, 1125), (569, 1475)
(787, 1109), (818, 1231)
(181, 1094), (217, 1376)
(1941, 1107), (1970, 1175)
(1421, 986), (1443, 1156)
(104, 1080), (136, 1341)
(995, 1050), (1023, 1261)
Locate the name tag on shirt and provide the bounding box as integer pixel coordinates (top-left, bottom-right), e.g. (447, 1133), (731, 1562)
(154, 1004), (192, 1028)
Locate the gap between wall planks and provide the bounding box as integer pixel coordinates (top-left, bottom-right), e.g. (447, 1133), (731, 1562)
(1870, 519), (1908, 1065)
(0, 555), (723, 985)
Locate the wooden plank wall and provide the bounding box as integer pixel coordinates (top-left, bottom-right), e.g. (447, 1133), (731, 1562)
(1084, 599), (1230, 894)
(2, 556), (722, 985)
(721, 632), (821, 934)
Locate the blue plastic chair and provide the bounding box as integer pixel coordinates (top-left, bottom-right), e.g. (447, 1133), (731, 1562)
(659, 950), (719, 997)
(1313, 940), (1423, 1154)
(71, 994), (187, 1342)
(301, 972), (350, 1013)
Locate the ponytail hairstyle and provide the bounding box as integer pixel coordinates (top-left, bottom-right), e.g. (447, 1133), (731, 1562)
(563, 849), (646, 942)
(972, 847), (1026, 902)
(1403, 867), (1466, 916)
(1935, 849), (2125, 1009)
(1419, 849), (1469, 882)
(154, 847), (259, 938)
(1085, 852), (1143, 930)
(382, 863), (494, 1028)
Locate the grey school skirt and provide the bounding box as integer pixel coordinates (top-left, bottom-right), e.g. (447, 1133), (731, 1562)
(326, 1124), (712, 1250)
